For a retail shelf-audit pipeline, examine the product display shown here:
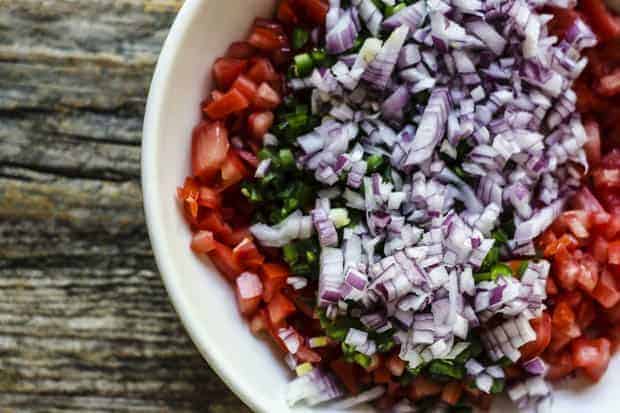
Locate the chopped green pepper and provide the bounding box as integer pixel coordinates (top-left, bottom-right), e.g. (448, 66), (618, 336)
(366, 154), (384, 173)
(294, 53), (314, 77)
(292, 28), (309, 50)
(491, 263), (513, 279)
(283, 243), (299, 264)
(385, 2), (407, 16)
(428, 360), (465, 380)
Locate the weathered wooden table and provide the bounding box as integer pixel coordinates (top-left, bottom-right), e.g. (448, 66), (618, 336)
(0, 1), (249, 411)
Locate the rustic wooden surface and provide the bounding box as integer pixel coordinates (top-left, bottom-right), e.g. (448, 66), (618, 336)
(0, 1), (250, 411)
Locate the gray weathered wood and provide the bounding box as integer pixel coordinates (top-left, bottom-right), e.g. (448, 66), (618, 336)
(0, 1), (250, 411)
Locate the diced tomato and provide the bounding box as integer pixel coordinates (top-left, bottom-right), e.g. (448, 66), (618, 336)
(296, 345), (321, 363)
(409, 376), (443, 400)
(576, 298), (597, 330)
(253, 82), (281, 110)
(373, 365), (391, 384)
(232, 75), (258, 100)
(190, 230), (216, 253)
(584, 119), (602, 167)
(220, 150), (249, 188)
(233, 238), (265, 268)
(608, 240), (620, 264)
(261, 263), (290, 302)
(546, 351), (575, 381)
(593, 168), (620, 190)
(191, 121), (230, 181)
(236, 290), (262, 316)
(247, 58), (278, 83)
(600, 214), (620, 239)
(554, 249), (580, 290)
(205, 88), (250, 120)
(386, 354), (406, 377)
(571, 186), (606, 213)
(520, 312), (552, 360)
(547, 277), (559, 295)
(196, 209), (232, 236)
(572, 337), (612, 381)
(604, 301), (620, 324)
(226, 41), (257, 59)
(330, 359), (360, 395)
(177, 177), (201, 220)
(248, 111), (275, 140)
(553, 211), (591, 239)
(365, 354), (381, 372)
(207, 241), (243, 281)
(592, 236), (610, 263)
(581, 0), (620, 42)
(503, 365), (525, 380)
(267, 292), (296, 325)
(248, 26), (288, 51)
(277, 0), (298, 25)
(212, 58), (247, 90)
(295, 0), (329, 25)
(219, 226), (252, 247)
(545, 6), (580, 38)
(577, 253), (600, 293)
(441, 382), (463, 406)
(197, 186), (221, 209)
(591, 268), (620, 308)
(250, 308), (269, 334)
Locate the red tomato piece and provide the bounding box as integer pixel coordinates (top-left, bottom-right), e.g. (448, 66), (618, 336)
(208, 241), (243, 281)
(593, 168), (620, 190)
(212, 58), (247, 90)
(410, 377), (443, 400)
(520, 312), (552, 360)
(296, 345), (321, 363)
(608, 240), (620, 264)
(205, 88), (250, 120)
(547, 277), (559, 295)
(219, 226), (252, 247)
(248, 111), (275, 140)
(592, 236), (610, 263)
(330, 359), (360, 395)
(604, 301), (620, 324)
(246, 58), (278, 83)
(196, 209), (232, 236)
(226, 41), (257, 59)
(177, 176), (201, 221)
(441, 382), (463, 406)
(277, 0), (299, 25)
(190, 230), (216, 253)
(581, 0), (620, 42)
(554, 249), (580, 290)
(572, 337), (612, 381)
(570, 186), (606, 213)
(295, 0), (329, 25)
(253, 82), (282, 110)
(233, 238), (265, 269)
(198, 186), (221, 209)
(191, 121), (230, 181)
(546, 351), (575, 381)
(250, 308), (269, 334)
(261, 263), (290, 302)
(576, 298), (597, 330)
(591, 268), (620, 308)
(267, 292), (296, 325)
(235, 273), (263, 316)
(221, 150), (249, 188)
(373, 365), (391, 384)
(386, 353), (406, 377)
(577, 253), (600, 293)
(545, 6), (580, 38)
(584, 119), (602, 167)
(248, 26), (288, 51)
(232, 75), (258, 100)
(553, 210), (591, 239)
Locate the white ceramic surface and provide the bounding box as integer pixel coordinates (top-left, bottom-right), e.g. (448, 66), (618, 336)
(141, 1), (620, 411)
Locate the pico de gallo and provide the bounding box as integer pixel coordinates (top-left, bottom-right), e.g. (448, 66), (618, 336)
(176, 0), (620, 411)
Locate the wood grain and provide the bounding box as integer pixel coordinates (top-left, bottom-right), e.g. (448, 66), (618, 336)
(0, 1), (250, 411)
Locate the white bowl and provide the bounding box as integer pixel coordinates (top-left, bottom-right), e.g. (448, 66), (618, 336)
(141, 1), (620, 411)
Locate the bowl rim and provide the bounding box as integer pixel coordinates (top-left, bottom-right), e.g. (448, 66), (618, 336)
(141, 1), (266, 411)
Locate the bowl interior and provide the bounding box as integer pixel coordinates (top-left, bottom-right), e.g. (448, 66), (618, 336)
(142, 1), (620, 412)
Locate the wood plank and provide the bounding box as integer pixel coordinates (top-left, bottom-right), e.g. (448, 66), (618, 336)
(0, 0), (252, 410)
